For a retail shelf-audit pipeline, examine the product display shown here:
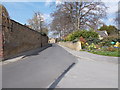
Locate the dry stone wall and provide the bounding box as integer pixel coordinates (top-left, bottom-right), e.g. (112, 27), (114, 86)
(0, 5), (48, 60)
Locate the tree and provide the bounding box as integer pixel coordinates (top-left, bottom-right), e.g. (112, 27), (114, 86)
(99, 24), (108, 31)
(41, 27), (48, 35)
(50, 1), (107, 37)
(50, 9), (73, 38)
(115, 1), (120, 30)
(99, 25), (118, 35)
(28, 12), (48, 35)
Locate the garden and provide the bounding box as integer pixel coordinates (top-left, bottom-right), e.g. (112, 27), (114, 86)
(62, 30), (120, 57)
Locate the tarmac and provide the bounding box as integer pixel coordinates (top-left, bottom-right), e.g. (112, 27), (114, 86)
(57, 44), (118, 88)
(2, 44), (76, 88)
(0, 44), (119, 88)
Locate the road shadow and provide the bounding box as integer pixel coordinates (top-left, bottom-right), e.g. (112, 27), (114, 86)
(23, 44), (52, 58)
(48, 63), (76, 89)
(3, 44), (52, 61)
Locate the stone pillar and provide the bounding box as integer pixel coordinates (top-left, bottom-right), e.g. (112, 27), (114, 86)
(76, 41), (82, 51)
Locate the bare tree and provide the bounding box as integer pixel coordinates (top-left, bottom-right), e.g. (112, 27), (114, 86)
(115, 1), (120, 30)
(50, 1), (107, 37)
(28, 12), (44, 31)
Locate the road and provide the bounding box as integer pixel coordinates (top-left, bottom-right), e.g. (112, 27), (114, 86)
(2, 44), (77, 88)
(57, 45), (118, 88)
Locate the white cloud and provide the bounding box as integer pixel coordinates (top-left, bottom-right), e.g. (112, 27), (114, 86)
(56, 0), (62, 5)
(101, 0), (119, 2)
(108, 18), (115, 22)
(102, 1), (119, 15)
(45, 0), (52, 7)
(107, 3), (118, 14)
(1, 0), (120, 2)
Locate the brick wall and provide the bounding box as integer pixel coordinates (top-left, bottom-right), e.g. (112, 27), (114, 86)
(0, 5), (48, 60)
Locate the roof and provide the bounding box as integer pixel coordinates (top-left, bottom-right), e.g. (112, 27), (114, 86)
(96, 30), (108, 37)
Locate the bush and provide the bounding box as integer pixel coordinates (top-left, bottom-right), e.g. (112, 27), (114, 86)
(65, 30), (99, 41)
(87, 38), (101, 45)
(107, 47), (119, 52)
(59, 39), (67, 42)
(100, 36), (119, 47)
(87, 43), (96, 50)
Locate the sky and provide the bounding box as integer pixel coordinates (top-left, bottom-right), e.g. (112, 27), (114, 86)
(1, 2), (56, 24)
(0, 0), (119, 27)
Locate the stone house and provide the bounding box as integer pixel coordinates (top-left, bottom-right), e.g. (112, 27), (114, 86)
(49, 38), (56, 43)
(96, 30), (108, 40)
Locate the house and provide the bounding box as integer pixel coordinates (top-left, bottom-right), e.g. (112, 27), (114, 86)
(96, 30), (108, 40)
(49, 38), (56, 43)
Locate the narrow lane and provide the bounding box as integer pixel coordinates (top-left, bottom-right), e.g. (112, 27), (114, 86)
(2, 44), (77, 88)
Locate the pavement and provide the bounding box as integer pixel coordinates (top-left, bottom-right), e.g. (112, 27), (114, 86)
(56, 44), (118, 88)
(2, 44), (77, 88)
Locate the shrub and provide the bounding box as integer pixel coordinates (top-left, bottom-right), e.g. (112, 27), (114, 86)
(107, 47), (118, 52)
(100, 36), (119, 47)
(65, 30), (99, 41)
(87, 38), (101, 45)
(87, 43), (97, 50)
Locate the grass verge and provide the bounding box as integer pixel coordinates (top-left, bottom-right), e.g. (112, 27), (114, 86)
(88, 50), (120, 57)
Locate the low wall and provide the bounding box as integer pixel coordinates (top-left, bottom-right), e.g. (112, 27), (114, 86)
(0, 5), (48, 60)
(59, 41), (82, 51)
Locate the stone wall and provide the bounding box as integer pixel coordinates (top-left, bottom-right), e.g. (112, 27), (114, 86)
(0, 5), (48, 60)
(0, 5), (3, 60)
(0, 27), (3, 59)
(58, 41), (82, 51)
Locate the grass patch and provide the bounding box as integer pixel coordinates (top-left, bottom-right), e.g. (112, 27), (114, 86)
(88, 50), (120, 57)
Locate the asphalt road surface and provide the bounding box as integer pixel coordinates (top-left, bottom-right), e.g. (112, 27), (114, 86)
(2, 44), (77, 88)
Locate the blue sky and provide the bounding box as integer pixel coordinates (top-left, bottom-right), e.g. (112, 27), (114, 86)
(1, 2), (56, 24)
(1, 0), (119, 27)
